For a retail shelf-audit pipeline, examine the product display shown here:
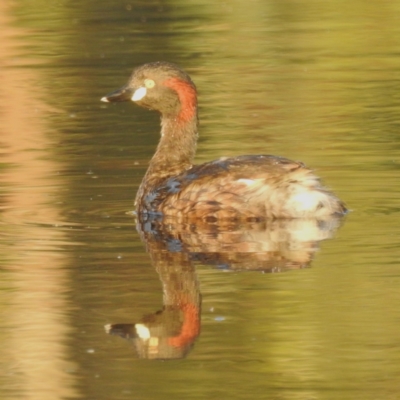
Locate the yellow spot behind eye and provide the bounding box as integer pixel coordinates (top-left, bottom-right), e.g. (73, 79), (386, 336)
(144, 79), (155, 88)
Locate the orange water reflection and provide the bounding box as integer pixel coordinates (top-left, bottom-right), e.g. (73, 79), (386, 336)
(0, 2), (77, 398)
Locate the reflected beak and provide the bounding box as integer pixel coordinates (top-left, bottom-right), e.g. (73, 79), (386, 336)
(101, 85), (134, 102)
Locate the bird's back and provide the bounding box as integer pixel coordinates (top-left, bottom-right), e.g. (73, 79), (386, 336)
(137, 155), (347, 221)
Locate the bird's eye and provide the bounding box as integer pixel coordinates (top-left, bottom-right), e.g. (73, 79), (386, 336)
(144, 79), (155, 89)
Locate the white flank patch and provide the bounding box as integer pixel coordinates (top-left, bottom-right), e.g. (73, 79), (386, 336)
(237, 178), (255, 186)
(100, 96), (109, 102)
(135, 323), (151, 339)
(132, 86), (147, 101)
(292, 192), (320, 211)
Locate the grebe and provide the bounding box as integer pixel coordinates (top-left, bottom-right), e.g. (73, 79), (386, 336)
(101, 61), (346, 221)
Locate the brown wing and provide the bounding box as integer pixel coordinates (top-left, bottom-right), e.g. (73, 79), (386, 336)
(152, 155), (314, 220)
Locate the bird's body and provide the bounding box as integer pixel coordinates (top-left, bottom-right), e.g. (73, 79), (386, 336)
(101, 61), (346, 221)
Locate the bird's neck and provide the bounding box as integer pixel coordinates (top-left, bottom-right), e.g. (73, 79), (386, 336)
(136, 76), (199, 208)
(135, 113), (198, 207)
(147, 115), (198, 179)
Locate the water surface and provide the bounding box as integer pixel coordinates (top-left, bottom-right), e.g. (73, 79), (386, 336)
(2, 1), (400, 399)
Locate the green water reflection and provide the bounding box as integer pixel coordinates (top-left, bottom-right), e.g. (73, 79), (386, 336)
(1, 0), (400, 399)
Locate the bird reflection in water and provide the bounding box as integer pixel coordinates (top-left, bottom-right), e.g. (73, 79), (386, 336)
(105, 214), (344, 359)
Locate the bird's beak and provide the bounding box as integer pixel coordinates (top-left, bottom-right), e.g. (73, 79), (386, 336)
(101, 85), (134, 103)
